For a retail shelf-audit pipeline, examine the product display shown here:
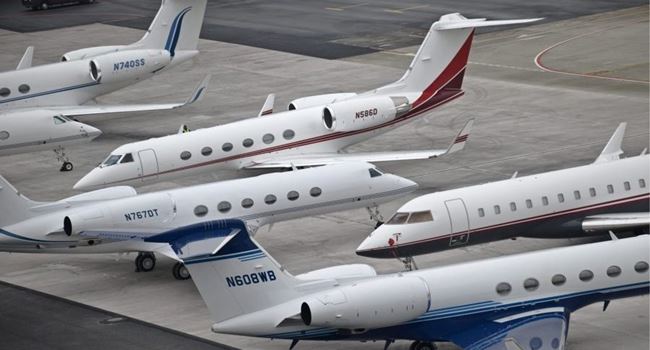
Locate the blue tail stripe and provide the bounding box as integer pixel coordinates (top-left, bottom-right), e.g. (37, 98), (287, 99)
(164, 7), (192, 57)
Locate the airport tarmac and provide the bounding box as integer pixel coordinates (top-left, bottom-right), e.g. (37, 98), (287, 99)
(0, 3), (648, 350)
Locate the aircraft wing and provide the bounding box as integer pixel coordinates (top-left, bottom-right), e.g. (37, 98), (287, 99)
(449, 308), (568, 350)
(582, 212), (650, 232)
(78, 229), (181, 261)
(46, 74), (210, 117)
(244, 119), (473, 169)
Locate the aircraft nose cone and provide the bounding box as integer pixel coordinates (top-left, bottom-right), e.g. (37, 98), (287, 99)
(355, 228), (391, 258)
(85, 125), (102, 140)
(73, 169), (100, 190)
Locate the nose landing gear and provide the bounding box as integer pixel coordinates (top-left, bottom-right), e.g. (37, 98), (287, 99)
(366, 206), (385, 228)
(53, 146), (73, 172)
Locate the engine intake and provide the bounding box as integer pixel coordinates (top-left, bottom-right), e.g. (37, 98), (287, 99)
(300, 276), (430, 329)
(322, 96), (411, 132)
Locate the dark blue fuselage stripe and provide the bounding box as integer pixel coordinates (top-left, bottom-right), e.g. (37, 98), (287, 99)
(0, 81), (100, 105)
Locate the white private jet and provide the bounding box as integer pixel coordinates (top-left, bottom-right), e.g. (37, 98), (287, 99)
(73, 13), (542, 190)
(0, 0), (209, 171)
(145, 218), (649, 350)
(0, 162), (416, 279)
(357, 123), (650, 262)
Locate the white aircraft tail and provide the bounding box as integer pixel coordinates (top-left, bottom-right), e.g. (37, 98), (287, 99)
(0, 176), (39, 227)
(379, 14), (541, 108)
(133, 0), (207, 57)
(146, 220), (303, 323)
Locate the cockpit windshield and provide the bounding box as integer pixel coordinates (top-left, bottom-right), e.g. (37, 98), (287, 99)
(368, 168), (383, 178)
(102, 154), (122, 167)
(386, 210), (434, 225)
(53, 115), (67, 125)
(120, 153), (134, 164)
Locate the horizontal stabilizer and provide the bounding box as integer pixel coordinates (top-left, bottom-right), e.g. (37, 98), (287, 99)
(16, 46), (34, 70)
(432, 14), (543, 30)
(595, 122), (626, 163)
(244, 119), (473, 169)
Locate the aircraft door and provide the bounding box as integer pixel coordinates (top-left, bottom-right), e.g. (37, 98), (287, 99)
(137, 149), (159, 182)
(444, 198), (470, 247)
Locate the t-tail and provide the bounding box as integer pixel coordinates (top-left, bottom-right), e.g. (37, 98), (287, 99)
(132, 0), (207, 61)
(376, 14), (542, 110)
(145, 219), (303, 324)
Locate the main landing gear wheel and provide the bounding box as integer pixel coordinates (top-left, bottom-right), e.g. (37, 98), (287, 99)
(135, 252), (156, 272)
(410, 341), (437, 350)
(172, 262), (191, 280)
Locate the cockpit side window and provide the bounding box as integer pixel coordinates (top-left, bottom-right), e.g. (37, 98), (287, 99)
(53, 115), (67, 124)
(386, 212), (409, 225)
(407, 211), (433, 223)
(102, 154), (122, 166)
(369, 168), (383, 178)
(120, 153), (134, 164)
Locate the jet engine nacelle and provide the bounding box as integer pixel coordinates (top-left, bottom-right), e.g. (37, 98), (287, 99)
(321, 96), (410, 132)
(61, 45), (126, 62)
(300, 276), (430, 329)
(88, 49), (171, 84)
(288, 93), (357, 110)
(63, 193), (174, 236)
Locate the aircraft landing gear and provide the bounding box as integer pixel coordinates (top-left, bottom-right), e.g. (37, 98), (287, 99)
(400, 256), (418, 271)
(53, 146), (73, 172)
(172, 262), (191, 280)
(135, 252), (156, 272)
(410, 341), (437, 350)
(366, 206), (384, 228)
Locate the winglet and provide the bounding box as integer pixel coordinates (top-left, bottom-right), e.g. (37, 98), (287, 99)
(432, 13), (543, 31)
(594, 122), (626, 163)
(445, 119), (474, 155)
(16, 46), (34, 70)
(258, 93), (275, 117)
(183, 74), (211, 106)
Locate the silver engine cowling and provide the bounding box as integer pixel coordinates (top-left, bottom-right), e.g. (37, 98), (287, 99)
(322, 96), (410, 132)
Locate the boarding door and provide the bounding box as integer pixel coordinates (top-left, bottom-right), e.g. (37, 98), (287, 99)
(444, 198), (470, 247)
(137, 149), (159, 183)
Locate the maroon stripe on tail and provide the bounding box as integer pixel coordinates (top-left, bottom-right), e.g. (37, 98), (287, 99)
(261, 109), (273, 116)
(455, 134), (469, 143)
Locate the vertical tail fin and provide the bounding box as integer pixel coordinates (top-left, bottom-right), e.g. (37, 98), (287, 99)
(379, 14), (541, 109)
(594, 122), (627, 163)
(134, 0), (207, 57)
(146, 219), (302, 324)
(0, 175), (39, 227)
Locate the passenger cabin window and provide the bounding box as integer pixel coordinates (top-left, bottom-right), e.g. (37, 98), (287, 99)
(0, 87), (10, 97)
(241, 198), (254, 208)
(523, 278), (539, 291)
(635, 261), (649, 273)
(18, 84), (30, 94)
(102, 154), (121, 167)
(407, 211), (433, 223)
(607, 184), (614, 194)
(283, 129), (295, 140)
(624, 181), (631, 191)
(369, 168), (383, 178)
(557, 193), (565, 203)
(542, 196), (549, 206)
(264, 194), (277, 205)
(120, 153), (134, 163)
(180, 151), (191, 160)
(287, 190), (299, 201)
(201, 147), (213, 156)
(639, 179), (647, 188)
(309, 187), (322, 197)
(242, 138), (254, 148)
(495, 282), (511, 296)
(589, 187), (597, 197)
(387, 212), (409, 225)
(574, 190), (581, 200)
(478, 208), (485, 217)
(262, 133), (275, 144)
(509, 202), (517, 212)
(217, 201), (231, 213)
(607, 265), (621, 277)
(579, 269), (594, 282)
(551, 274), (566, 286)
(0, 131), (9, 140)
(194, 205), (208, 217)
(525, 199), (533, 209)
(493, 205), (501, 215)
(222, 143), (233, 152)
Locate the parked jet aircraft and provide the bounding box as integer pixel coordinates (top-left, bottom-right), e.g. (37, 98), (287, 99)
(146, 218), (650, 350)
(0, 0), (208, 170)
(0, 162), (416, 279)
(73, 13), (542, 190)
(357, 123), (650, 262)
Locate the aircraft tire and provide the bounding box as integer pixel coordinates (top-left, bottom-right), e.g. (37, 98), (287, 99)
(60, 162), (73, 172)
(413, 342), (436, 350)
(172, 262), (191, 280)
(375, 221), (384, 229)
(135, 252), (156, 272)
